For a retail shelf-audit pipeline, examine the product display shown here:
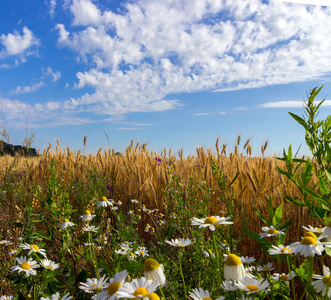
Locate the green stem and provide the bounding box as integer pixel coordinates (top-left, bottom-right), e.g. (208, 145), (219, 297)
(286, 256), (296, 300)
(178, 248), (187, 300)
(299, 256), (314, 300)
(212, 231), (221, 284)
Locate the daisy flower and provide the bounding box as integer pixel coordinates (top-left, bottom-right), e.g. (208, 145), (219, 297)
(116, 277), (159, 299)
(79, 274), (109, 294)
(60, 219), (75, 229)
(0, 296), (13, 300)
(240, 256), (256, 264)
(96, 196), (114, 208)
(302, 225), (324, 235)
(20, 243), (47, 258)
(191, 216), (233, 231)
(80, 210), (96, 221)
(189, 288), (225, 300)
(259, 226), (285, 239)
(257, 262), (274, 272)
(271, 271), (296, 285)
(144, 258), (166, 285)
(40, 292), (72, 300)
(40, 259), (59, 271)
(320, 220), (331, 240)
(131, 199), (139, 204)
(135, 247), (149, 257)
(10, 256), (39, 277)
(8, 249), (17, 255)
(203, 249), (216, 259)
(97, 270), (129, 300)
(268, 244), (293, 256)
(165, 238), (193, 247)
(83, 225), (99, 232)
(224, 253), (246, 281)
(115, 245), (131, 255)
(128, 252), (137, 261)
(221, 280), (238, 291)
(289, 235), (331, 257)
(236, 277), (270, 294)
(313, 265), (331, 297)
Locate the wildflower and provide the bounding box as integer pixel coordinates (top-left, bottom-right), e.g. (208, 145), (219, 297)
(128, 252), (137, 261)
(203, 249), (216, 258)
(10, 256), (39, 277)
(259, 226), (285, 239)
(0, 296), (13, 300)
(302, 225), (324, 235)
(289, 235), (331, 257)
(157, 219), (165, 226)
(135, 246), (149, 257)
(84, 242), (94, 246)
(97, 196), (114, 208)
(240, 256), (256, 264)
(60, 219), (75, 229)
(224, 253), (246, 280)
(127, 210), (134, 215)
(144, 258), (166, 285)
(0, 240), (11, 245)
(116, 201), (123, 205)
(8, 249), (17, 255)
(83, 225), (99, 232)
(320, 220), (331, 240)
(116, 277), (159, 299)
(40, 259), (59, 271)
(40, 292), (72, 300)
(111, 206), (119, 211)
(189, 288), (225, 300)
(115, 246), (131, 255)
(236, 277), (270, 294)
(20, 243), (47, 258)
(191, 216), (233, 231)
(221, 280), (238, 291)
(131, 199), (139, 204)
(79, 274), (108, 294)
(268, 244), (293, 256)
(244, 266), (257, 279)
(271, 271), (296, 285)
(80, 210), (96, 221)
(165, 238), (193, 247)
(257, 262), (274, 272)
(312, 265), (331, 297)
(97, 270), (129, 300)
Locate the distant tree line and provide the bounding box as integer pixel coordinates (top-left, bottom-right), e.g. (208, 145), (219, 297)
(0, 140), (37, 156)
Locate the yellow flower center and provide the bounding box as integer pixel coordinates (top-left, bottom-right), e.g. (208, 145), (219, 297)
(107, 282), (121, 295)
(204, 217), (218, 225)
(304, 232), (317, 239)
(246, 284), (259, 292)
(267, 228), (278, 234)
(101, 196), (108, 201)
(46, 266), (53, 270)
(140, 251), (145, 255)
(21, 262), (31, 270)
(323, 276), (331, 286)
(31, 244), (39, 251)
(64, 219), (69, 223)
(85, 210), (91, 215)
(300, 237), (317, 245)
(225, 253), (242, 266)
(280, 247), (292, 254)
(263, 267), (271, 271)
(144, 258), (160, 272)
(148, 293), (160, 300)
(130, 252), (135, 256)
(280, 275), (289, 281)
(202, 298), (212, 300)
(133, 287), (149, 298)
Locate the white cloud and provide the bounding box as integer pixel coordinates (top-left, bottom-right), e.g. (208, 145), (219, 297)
(273, 0), (331, 6)
(0, 27), (40, 59)
(193, 113), (213, 116)
(42, 67), (61, 82)
(49, 0), (57, 16)
(259, 100), (331, 108)
(4, 0), (331, 126)
(11, 82), (45, 95)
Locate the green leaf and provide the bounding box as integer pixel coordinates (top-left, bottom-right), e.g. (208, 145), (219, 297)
(272, 204), (283, 226)
(33, 231), (51, 241)
(243, 229), (271, 253)
(253, 207), (269, 225)
(325, 246), (331, 257)
(283, 195), (304, 207)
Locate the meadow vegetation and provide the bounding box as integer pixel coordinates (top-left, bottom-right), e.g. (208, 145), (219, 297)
(0, 86), (330, 299)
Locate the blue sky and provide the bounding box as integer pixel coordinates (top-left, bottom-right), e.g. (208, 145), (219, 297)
(1, 0), (331, 157)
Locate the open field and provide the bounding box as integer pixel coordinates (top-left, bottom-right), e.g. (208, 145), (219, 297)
(0, 138), (326, 299)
